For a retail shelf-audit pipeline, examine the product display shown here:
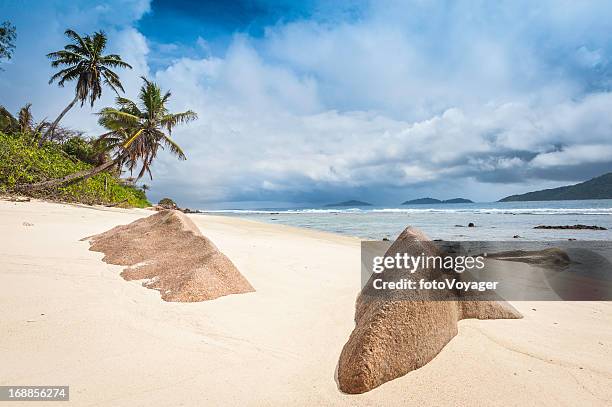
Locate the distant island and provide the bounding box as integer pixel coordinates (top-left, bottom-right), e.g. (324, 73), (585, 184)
(401, 197), (473, 205)
(499, 172), (612, 202)
(325, 200), (373, 207)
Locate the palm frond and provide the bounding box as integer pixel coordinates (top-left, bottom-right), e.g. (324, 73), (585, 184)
(97, 108), (141, 129)
(99, 56), (132, 70)
(114, 96), (141, 114)
(47, 50), (86, 66)
(92, 31), (107, 54)
(49, 66), (82, 86)
(63, 29), (90, 54)
(160, 132), (187, 160)
(160, 110), (198, 133)
(101, 71), (124, 95)
(63, 44), (88, 56)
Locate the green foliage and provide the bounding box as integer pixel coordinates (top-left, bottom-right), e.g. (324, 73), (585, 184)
(61, 135), (105, 165)
(0, 106), (19, 133)
(0, 131), (149, 207)
(0, 21), (17, 69)
(158, 197), (177, 209)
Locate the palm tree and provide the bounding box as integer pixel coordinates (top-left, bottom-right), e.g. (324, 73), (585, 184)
(97, 77), (197, 179)
(18, 103), (34, 133)
(42, 29), (132, 144)
(24, 77), (197, 190)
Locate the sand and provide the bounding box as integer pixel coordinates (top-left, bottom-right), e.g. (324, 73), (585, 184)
(1, 199), (612, 406)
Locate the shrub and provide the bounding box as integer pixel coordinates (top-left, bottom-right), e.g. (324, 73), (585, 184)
(158, 197), (177, 209)
(0, 106), (18, 133)
(0, 131), (150, 207)
(61, 135), (106, 165)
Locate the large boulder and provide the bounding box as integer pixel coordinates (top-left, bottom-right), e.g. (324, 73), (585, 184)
(337, 227), (521, 394)
(86, 210), (254, 301)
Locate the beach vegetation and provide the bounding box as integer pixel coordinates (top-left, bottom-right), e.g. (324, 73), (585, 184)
(0, 105), (19, 132)
(3, 26), (196, 208)
(25, 77), (197, 190)
(0, 129), (149, 207)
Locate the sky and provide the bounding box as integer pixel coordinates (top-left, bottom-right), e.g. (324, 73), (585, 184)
(1, 0), (612, 208)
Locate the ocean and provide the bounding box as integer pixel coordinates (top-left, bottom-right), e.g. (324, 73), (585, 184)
(202, 199), (612, 241)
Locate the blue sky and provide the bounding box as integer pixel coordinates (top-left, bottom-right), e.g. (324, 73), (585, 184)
(139, 0), (319, 45)
(1, 0), (612, 208)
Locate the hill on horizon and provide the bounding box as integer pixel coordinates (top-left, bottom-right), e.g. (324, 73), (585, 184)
(499, 172), (612, 202)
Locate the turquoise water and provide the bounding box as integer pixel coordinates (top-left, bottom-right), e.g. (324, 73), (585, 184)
(203, 200), (612, 240)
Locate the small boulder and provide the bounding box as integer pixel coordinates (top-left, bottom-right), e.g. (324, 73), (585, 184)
(158, 197), (178, 210)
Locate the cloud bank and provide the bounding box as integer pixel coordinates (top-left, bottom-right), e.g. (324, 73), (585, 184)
(2, 0), (612, 207)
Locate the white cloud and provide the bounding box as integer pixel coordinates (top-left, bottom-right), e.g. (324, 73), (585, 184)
(3, 0), (612, 206)
(147, 54), (612, 204)
(531, 145), (612, 168)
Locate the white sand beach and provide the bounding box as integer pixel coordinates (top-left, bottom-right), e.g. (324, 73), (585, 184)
(1, 200), (612, 406)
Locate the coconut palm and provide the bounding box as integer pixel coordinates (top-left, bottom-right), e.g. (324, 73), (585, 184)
(42, 29), (132, 143)
(14, 104), (75, 144)
(96, 77), (197, 179)
(24, 77), (197, 190)
(18, 103), (34, 133)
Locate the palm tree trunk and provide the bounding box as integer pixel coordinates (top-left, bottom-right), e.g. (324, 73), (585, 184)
(20, 158), (119, 191)
(40, 94), (79, 146)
